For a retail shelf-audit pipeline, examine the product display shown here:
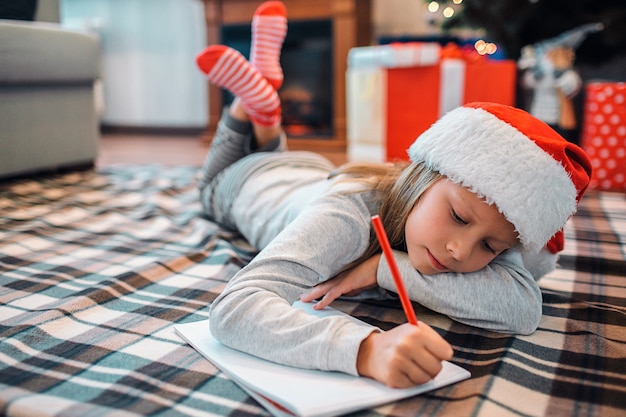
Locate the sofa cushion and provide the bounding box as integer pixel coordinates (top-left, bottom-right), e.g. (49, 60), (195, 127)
(0, 19), (100, 84)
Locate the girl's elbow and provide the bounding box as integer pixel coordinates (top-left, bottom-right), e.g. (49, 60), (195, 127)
(508, 298), (542, 335)
(208, 301), (229, 340)
(514, 310), (541, 335)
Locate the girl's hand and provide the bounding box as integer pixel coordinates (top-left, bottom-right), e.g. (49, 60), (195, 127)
(300, 254), (381, 310)
(357, 322), (454, 388)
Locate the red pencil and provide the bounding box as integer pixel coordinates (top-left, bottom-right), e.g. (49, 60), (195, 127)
(371, 215), (419, 326)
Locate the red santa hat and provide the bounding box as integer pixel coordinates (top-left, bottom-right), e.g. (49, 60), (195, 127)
(408, 102), (592, 253)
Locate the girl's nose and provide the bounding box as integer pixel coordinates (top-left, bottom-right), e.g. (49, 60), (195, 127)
(447, 238), (471, 262)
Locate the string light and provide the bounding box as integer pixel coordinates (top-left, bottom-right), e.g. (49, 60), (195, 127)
(474, 39), (498, 55)
(426, 1), (461, 20)
(424, 0), (498, 55)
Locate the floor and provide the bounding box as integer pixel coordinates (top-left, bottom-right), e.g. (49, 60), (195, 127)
(97, 133), (210, 167)
(97, 133), (347, 168)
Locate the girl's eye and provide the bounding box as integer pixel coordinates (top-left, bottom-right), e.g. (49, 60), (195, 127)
(482, 241), (496, 255)
(452, 210), (467, 225)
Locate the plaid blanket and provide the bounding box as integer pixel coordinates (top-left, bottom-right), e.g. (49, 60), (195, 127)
(1, 166), (625, 417)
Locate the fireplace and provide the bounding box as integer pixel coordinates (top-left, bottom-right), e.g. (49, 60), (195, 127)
(201, 0), (372, 151)
(222, 19), (334, 138)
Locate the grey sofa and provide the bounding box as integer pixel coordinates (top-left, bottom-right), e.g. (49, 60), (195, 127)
(0, 19), (101, 179)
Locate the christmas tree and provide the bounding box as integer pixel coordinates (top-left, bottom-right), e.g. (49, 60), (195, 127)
(426, 0), (625, 63)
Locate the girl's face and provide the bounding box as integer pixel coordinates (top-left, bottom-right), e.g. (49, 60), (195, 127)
(405, 178), (518, 275)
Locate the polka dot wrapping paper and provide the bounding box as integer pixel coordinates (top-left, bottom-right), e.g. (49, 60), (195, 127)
(581, 81), (626, 191)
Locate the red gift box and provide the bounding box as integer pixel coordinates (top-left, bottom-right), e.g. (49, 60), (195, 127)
(581, 82), (626, 191)
(386, 44), (516, 161)
(346, 43), (517, 162)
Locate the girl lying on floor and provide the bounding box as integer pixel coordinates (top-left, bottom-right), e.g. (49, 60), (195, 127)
(194, 1), (592, 388)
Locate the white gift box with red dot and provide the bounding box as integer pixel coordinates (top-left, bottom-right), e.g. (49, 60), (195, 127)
(581, 82), (626, 191)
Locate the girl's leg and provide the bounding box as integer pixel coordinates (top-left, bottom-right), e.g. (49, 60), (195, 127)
(195, 55), (286, 226)
(196, 45), (281, 127)
(197, 99), (285, 191)
(250, 1), (287, 90)
(195, 43), (286, 189)
(196, 1), (289, 227)
(229, 98), (283, 149)
(196, 0), (287, 186)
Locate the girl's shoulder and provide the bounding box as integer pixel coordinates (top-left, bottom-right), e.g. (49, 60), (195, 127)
(324, 181), (382, 218)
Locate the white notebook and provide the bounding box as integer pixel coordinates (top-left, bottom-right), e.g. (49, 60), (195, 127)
(175, 301), (470, 417)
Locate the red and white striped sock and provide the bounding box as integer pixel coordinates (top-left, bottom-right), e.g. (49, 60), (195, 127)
(250, 1), (287, 90)
(196, 45), (281, 127)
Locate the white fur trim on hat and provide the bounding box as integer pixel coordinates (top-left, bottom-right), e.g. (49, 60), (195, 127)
(408, 106), (578, 252)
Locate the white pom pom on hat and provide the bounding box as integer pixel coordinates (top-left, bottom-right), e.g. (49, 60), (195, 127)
(408, 102), (592, 253)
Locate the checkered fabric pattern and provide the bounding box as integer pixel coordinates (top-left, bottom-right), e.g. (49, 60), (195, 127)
(1, 166), (625, 417)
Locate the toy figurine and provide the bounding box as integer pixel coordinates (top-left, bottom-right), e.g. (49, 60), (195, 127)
(518, 23), (603, 143)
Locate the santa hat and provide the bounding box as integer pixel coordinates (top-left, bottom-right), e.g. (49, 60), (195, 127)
(408, 102), (592, 253)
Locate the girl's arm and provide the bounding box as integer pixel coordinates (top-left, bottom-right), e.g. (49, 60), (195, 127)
(377, 249), (543, 334)
(303, 248), (546, 335)
(209, 197), (373, 376)
(210, 191), (451, 383)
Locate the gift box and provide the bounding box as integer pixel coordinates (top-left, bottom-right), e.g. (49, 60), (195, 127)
(580, 81), (626, 191)
(346, 42), (441, 162)
(346, 43), (517, 162)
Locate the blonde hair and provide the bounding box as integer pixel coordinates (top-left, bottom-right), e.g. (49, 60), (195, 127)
(330, 160), (443, 270)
